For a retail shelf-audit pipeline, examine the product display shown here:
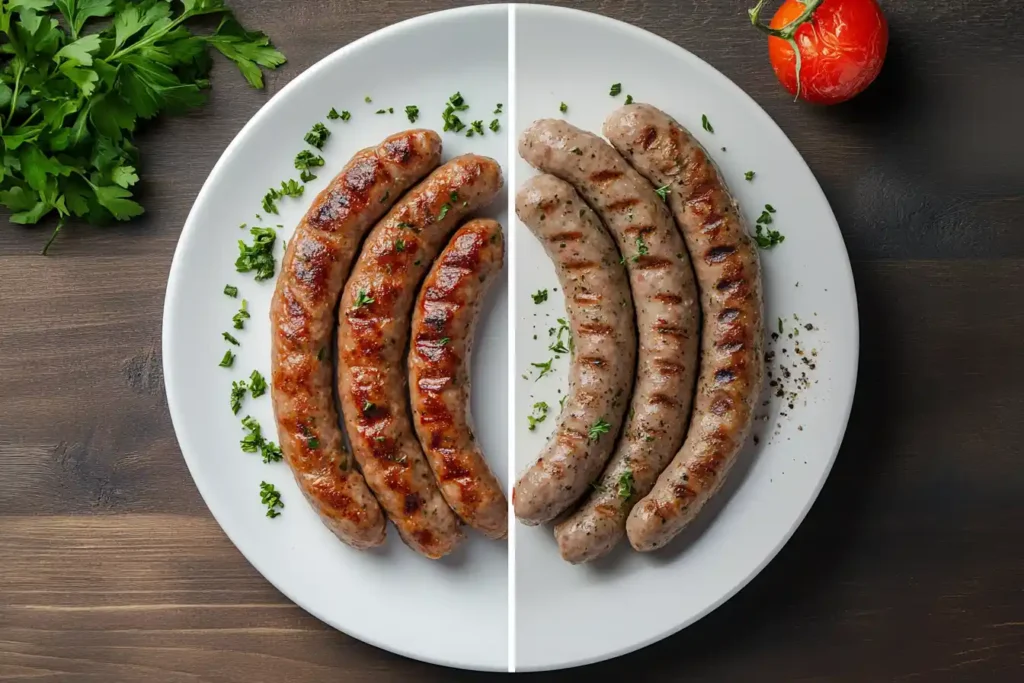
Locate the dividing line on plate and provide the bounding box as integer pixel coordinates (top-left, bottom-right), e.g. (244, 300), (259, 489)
(506, 2), (518, 674)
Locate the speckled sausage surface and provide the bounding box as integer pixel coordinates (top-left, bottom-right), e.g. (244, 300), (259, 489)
(604, 103), (764, 552)
(409, 218), (508, 540)
(270, 130), (441, 550)
(518, 120), (700, 537)
(337, 154), (503, 559)
(513, 174), (637, 527)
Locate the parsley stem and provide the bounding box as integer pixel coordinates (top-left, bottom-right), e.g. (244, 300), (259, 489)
(7, 60), (25, 123)
(40, 216), (65, 256)
(107, 8), (205, 62)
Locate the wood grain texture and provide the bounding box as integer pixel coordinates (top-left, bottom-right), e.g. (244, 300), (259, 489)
(2, 0), (1022, 680)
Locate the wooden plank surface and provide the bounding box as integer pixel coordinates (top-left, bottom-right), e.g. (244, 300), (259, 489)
(2, 1), (1022, 680)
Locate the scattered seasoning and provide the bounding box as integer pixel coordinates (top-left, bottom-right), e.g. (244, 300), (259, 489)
(625, 94), (634, 104)
(352, 289), (374, 309)
(494, 103), (503, 114)
(219, 350), (235, 368)
(223, 332), (240, 346)
(327, 107), (341, 120)
(404, 105), (420, 123)
(232, 299), (250, 330)
(701, 114), (714, 133)
(588, 418), (611, 441)
(236, 227), (277, 280)
(230, 380), (248, 414)
(609, 82), (622, 96)
(489, 119), (500, 132)
(617, 469), (634, 499)
(559, 102), (568, 113)
(745, 170), (755, 181)
(259, 481), (284, 518)
(527, 402), (549, 431)
(532, 289), (549, 304)
(304, 122), (330, 149)
(531, 358), (555, 381)
(249, 370), (268, 398)
(654, 185), (670, 201)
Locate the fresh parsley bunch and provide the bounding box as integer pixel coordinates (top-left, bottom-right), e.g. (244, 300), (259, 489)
(0, 0), (285, 252)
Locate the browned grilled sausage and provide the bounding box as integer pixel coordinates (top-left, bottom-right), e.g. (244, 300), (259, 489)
(270, 130), (442, 550)
(337, 154), (504, 558)
(518, 121), (700, 539)
(513, 174), (637, 528)
(409, 219), (507, 540)
(605, 104), (764, 552)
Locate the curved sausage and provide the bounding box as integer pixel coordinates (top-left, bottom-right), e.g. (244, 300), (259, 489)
(409, 219), (507, 540)
(270, 130), (442, 550)
(518, 120), (700, 537)
(513, 174), (637, 527)
(604, 103), (764, 552)
(337, 154), (504, 558)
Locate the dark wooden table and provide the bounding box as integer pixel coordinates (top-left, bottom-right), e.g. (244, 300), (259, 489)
(2, 1), (1022, 680)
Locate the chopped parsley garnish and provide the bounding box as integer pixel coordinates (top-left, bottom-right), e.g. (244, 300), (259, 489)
(625, 94), (634, 104)
(341, 110), (352, 121)
(531, 358), (555, 381)
(609, 83), (622, 96)
(388, 107), (394, 114)
(262, 441), (283, 463)
(438, 203), (452, 221)
(551, 317), (573, 353)
(442, 91), (469, 132)
(438, 337), (450, 346)
(353, 289), (375, 309)
(230, 380), (248, 414)
(295, 151), (325, 182)
(528, 402), (549, 431)
(241, 416), (283, 463)
(754, 203), (785, 249)
(236, 227), (277, 280)
(364, 96), (372, 103)
(654, 185), (671, 201)
(219, 350), (235, 368)
(745, 170), (756, 181)
(304, 122), (331, 149)
(560, 395), (568, 410)
(549, 339), (570, 355)
(489, 119), (500, 132)
(617, 469), (635, 499)
(765, 203), (776, 213)
(395, 238), (406, 252)
(327, 108), (342, 120)
(532, 289), (549, 304)
(261, 180), (304, 214)
(494, 103), (503, 114)
(757, 210), (773, 225)
(405, 105), (420, 123)
(588, 418), (611, 441)
(232, 299), (250, 329)
(375, 108), (387, 114)
(363, 400), (376, 413)
(559, 102), (568, 113)
(632, 235), (649, 261)
(224, 285), (239, 298)
(778, 317), (784, 334)
(701, 114), (714, 133)
(223, 332), (240, 346)
(259, 481), (284, 518)
(249, 370), (268, 398)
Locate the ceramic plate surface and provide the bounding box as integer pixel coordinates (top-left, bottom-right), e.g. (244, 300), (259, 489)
(164, 5), (509, 671)
(513, 4), (858, 671)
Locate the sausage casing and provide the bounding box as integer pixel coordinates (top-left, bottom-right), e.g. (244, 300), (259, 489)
(337, 154), (504, 558)
(605, 103), (764, 552)
(409, 219), (507, 539)
(513, 174), (637, 527)
(270, 130), (442, 550)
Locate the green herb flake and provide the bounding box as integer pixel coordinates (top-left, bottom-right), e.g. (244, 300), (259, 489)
(224, 285), (239, 298)
(395, 238), (406, 252)
(701, 114), (714, 133)
(327, 108), (341, 120)
(494, 103), (503, 114)
(467, 120), (484, 137)
(304, 122), (331, 149)
(353, 289), (375, 309)
(609, 83), (622, 96)
(765, 203), (776, 213)
(236, 227), (278, 280)
(259, 481), (284, 518)
(617, 469), (635, 499)
(341, 110), (352, 121)
(531, 358), (555, 381)
(249, 370), (268, 398)
(438, 337), (450, 346)
(295, 151), (325, 179)
(559, 102), (568, 113)
(232, 299), (250, 330)
(654, 185), (670, 201)
(745, 170), (755, 181)
(527, 402), (549, 431)
(364, 96), (372, 103)
(625, 94), (634, 104)
(375, 108), (387, 114)
(588, 418), (611, 441)
(438, 203), (452, 221)
(754, 223), (786, 249)
(223, 332), (240, 346)
(219, 350), (235, 368)
(442, 91), (469, 132)
(489, 119), (500, 133)
(405, 105), (420, 123)
(230, 380), (248, 414)
(632, 235), (649, 262)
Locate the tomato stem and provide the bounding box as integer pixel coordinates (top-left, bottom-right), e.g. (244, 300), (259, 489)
(748, 0), (824, 39)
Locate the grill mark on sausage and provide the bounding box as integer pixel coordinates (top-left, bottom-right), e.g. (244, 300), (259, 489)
(653, 359), (685, 376)
(653, 292), (683, 304)
(637, 125), (658, 150)
(589, 169), (623, 183)
(577, 322), (614, 336)
(648, 393), (679, 407)
(714, 368), (736, 384)
(653, 319), (690, 338)
(710, 396), (733, 415)
(577, 355), (608, 368)
(562, 258), (599, 271)
(717, 340), (745, 353)
(632, 255), (674, 270)
(607, 198), (640, 212)
(623, 224), (656, 237)
(719, 308), (741, 323)
(548, 230), (584, 243)
(573, 291), (604, 306)
(705, 245), (736, 264)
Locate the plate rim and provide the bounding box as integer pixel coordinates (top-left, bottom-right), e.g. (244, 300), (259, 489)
(161, 3), (510, 672)
(511, 2), (860, 672)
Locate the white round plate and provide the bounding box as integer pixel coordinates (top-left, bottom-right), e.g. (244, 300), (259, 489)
(163, 5), (509, 672)
(513, 5), (858, 671)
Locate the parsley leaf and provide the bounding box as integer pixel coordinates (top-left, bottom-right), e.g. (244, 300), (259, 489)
(489, 118), (500, 132)
(617, 469), (634, 499)
(218, 349), (235, 367)
(625, 94), (634, 104)
(304, 122), (330, 149)
(405, 105), (419, 123)
(531, 358), (554, 381)
(327, 107), (341, 119)
(259, 481), (283, 518)
(701, 114), (714, 133)
(654, 185), (670, 201)
(744, 170), (755, 181)
(588, 418), (611, 441)
(235, 226), (277, 280)
(559, 102), (568, 113)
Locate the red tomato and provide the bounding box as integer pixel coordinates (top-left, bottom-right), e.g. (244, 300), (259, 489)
(766, 0), (888, 105)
